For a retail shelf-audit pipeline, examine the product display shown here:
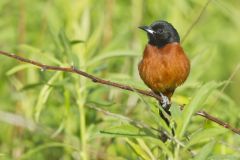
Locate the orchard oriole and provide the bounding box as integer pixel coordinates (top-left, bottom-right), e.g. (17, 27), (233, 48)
(138, 20), (190, 126)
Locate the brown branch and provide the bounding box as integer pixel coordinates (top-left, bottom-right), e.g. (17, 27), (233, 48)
(195, 110), (240, 134)
(1, 50), (240, 135)
(0, 50), (161, 101)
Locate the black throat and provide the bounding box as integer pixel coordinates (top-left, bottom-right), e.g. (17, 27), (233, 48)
(148, 33), (180, 48)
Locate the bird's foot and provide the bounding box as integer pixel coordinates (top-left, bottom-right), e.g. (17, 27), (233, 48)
(159, 93), (171, 109)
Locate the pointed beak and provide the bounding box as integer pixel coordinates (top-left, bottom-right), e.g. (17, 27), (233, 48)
(138, 25), (155, 34)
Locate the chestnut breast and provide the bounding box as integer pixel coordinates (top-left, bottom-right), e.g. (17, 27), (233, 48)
(138, 43), (190, 93)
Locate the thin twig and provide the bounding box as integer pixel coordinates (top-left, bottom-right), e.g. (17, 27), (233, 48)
(87, 104), (160, 133)
(87, 104), (185, 146)
(195, 110), (240, 134)
(182, 0), (212, 43)
(210, 64), (240, 109)
(0, 50), (161, 101)
(0, 50), (240, 135)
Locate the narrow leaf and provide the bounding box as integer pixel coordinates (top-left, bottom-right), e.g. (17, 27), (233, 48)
(126, 138), (151, 160)
(35, 72), (61, 121)
(176, 81), (220, 138)
(193, 141), (215, 160)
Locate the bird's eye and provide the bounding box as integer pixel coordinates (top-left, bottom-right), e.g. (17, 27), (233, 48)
(157, 29), (163, 34)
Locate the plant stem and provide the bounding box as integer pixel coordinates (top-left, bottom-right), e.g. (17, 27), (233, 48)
(76, 80), (88, 160)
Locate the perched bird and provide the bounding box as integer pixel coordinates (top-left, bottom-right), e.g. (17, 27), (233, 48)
(138, 20), (190, 124)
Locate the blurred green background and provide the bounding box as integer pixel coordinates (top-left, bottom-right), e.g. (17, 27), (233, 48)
(0, 0), (240, 159)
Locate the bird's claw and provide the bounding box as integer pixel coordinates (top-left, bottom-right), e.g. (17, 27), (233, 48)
(159, 93), (170, 109)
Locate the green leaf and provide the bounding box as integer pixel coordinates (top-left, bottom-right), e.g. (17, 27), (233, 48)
(185, 128), (226, 149)
(19, 142), (79, 160)
(58, 29), (71, 54)
(176, 81), (220, 138)
(41, 52), (64, 66)
(83, 50), (138, 67)
(85, 19), (104, 58)
(136, 138), (156, 160)
(18, 44), (42, 54)
(125, 138), (152, 160)
(193, 141), (215, 160)
(58, 29), (77, 65)
(35, 72), (61, 122)
(100, 124), (146, 138)
(170, 104), (182, 124)
(88, 100), (115, 107)
(20, 83), (44, 91)
(70, 40), (85, 45)
(145, 137), (173, 158)
(7, 64), (33, 75)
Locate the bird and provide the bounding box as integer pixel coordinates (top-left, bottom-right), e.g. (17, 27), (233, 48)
(138, 20), (190, 125)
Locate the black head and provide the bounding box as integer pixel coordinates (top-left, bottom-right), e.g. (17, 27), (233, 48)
(139, 20), (180, 48)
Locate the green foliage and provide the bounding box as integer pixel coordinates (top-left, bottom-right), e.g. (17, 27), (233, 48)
(176, 81), (220, 138)
(0, 0), (240, 160)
